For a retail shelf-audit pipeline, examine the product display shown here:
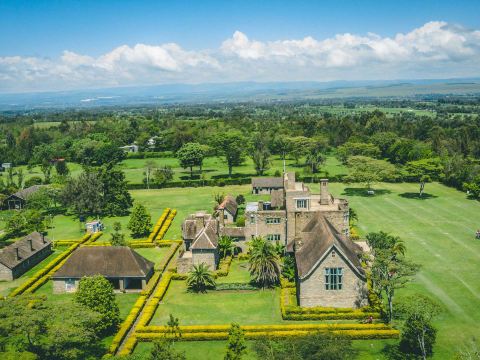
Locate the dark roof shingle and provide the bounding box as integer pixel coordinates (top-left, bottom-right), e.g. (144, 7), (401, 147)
(52, 246), (154, 278)
(295, 215), (365, 280)
(218, 195), (238, 216)
(251, 177), (284, 188)
(0, 232), (52, 269)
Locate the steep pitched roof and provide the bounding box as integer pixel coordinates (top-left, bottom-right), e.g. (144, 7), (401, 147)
(52, 246), (154, 278)
(191, 220), (219, 250)
(251, 177), (284, 188)
(10, 185), (44, 201)
(295, 215), (365, 280)
(218, 195), (238, 216)
(0, 232), (52, 269)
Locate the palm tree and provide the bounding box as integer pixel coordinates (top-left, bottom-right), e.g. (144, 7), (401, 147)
(218, 235), (236, 258)
(248, 237), (281, 288)
(186, 263), (216, 293)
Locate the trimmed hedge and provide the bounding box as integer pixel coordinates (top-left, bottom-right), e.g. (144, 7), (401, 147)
(155, 210), (177, 242)
(127, 177), (252, 190)
(138, 323), (392, 334)
(214, 283), (257, 291)
(137, 328), (399, 341)
(214, 256), (232, 277)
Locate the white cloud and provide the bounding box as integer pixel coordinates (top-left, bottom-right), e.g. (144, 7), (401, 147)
(0, 21), (479, 92)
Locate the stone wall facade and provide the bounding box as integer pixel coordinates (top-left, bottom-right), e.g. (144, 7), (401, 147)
(244, 209), (286, 244)
(297, 248), (367, 308)
(177, 256), (193, 274)
(192, 248), (218, 271)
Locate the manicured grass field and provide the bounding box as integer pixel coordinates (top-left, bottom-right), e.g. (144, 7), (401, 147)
(216, 260), (251, 284)
(151, 280), (283, 326)
(326, 182), (480, 359)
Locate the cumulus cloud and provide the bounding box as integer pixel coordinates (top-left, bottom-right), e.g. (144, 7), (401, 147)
(0, 21), (479, 92)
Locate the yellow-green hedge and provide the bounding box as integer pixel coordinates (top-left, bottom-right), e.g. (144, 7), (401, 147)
(108, 295), (147, 354)
(155, 209), (177, 242)
(146, 208), (171, 243)
(116, 335), (138, 356)
(137, 328), (399, 342)
(137, 323), (391, 334)
(214, 256), (232, 277)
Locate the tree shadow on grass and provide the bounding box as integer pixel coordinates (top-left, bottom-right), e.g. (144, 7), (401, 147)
(342, 187), (392, 197)
(398, 192), (438, 200)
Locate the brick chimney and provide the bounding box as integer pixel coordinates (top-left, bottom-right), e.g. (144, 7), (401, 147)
(320, 179), (330, 205)
(15, 247), (20, 261)
(28, 239), (34, 251)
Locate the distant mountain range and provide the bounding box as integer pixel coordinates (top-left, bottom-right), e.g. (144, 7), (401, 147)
(1, 78), (479, 111)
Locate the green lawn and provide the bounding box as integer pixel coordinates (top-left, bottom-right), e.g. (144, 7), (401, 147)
(326, 182), (480, 359)
(216, 260), (251, 284)
(135, 247), (170, 264)
(151, 281), (283, 326)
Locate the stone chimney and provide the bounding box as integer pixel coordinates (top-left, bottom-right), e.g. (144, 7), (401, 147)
(28, 239), (34, 251)
(195, 213), (205, 231)
(258, 201), (264, 211)
(320, 179), (330, 205)
(15, 247), (20, 261)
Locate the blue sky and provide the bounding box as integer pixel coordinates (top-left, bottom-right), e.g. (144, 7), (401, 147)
(0, 0), (479, 92)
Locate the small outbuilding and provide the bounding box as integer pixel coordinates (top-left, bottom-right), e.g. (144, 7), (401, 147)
(52, 246), (154, 293)
(0, 232), (52, 281)
(251, 177), (284, 194)
(4, 185), (44, 210)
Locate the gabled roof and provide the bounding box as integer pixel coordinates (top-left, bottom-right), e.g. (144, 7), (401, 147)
(251, 177), (284, 188)
(218, 195), (238, 216)
(52, 246), (154, 278)
(10, 185), (44, 201)
(295, 215), (365, 280)
(0, 232), (51, 269)
(191, 220), (219, 250)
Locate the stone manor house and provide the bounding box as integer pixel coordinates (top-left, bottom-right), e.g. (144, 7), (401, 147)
(179, 173), (367, 308)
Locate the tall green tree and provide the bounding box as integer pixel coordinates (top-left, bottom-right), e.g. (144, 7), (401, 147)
(345, 156), (397, 191)
(150, 340), (186, 360)
(253, 332), (356, 360)
(224, 323), (247, 360)
(127, 203), (152, 238)
(110, 222), (126, 246)
(248, 237), (281, 288)
(367, 232), (418, 322)
(0, 295), (101, 360)
(251, 133), (271, 176)
(186, 263), (216, 293)
(398, 295), (441, 360)
(98, 165), (133, 216)
(176, 142), (205, 178)
(212, 132), (245, 177)
(61, 170), (103, 217)
(74, 275), (120, 335)
(32, 144), (55, 184)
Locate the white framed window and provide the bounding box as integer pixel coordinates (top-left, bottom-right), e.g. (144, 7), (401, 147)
(267, 234), (281, 241)
(296, 199), (308, 209)
(266, 217), (281, 224)
(324, 268), (343, 290)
